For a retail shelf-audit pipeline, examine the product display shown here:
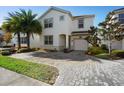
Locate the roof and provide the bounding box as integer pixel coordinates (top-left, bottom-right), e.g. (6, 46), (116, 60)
(113, 8), (124, 12)
(113, 8), (124, 14)
(38, 6), (72, 19)
(71, 31), (91, 35)
(73, 15), (95, 19)
(38, 6), (95, 20)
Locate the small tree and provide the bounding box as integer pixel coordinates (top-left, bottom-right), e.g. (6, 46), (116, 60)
(85, 26), (101, 47)
(3, 32), (12, 45)
(2, 12), (23, 49)
(99, 11), (124, 55)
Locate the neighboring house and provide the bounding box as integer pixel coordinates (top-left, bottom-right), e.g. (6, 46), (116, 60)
(0, 28), (4, 46)
(13, 7), (95, 50)
(102, 8), (124, 50)
(113, 8), (124, 50)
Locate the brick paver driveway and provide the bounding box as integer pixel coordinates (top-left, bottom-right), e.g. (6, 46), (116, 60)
(11, 51), (124, 86)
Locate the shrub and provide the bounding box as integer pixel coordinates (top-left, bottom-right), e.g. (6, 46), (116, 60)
(112, 50), (124, 58)
(17, 48), (36, 53)
(0, 50), (11, 55)
(87, 46), (107, 55)
(101, 44), (108, 50)
(2, 45), (12, 48)
(95, 53), (110, 59)
(63, 48), (72, 53)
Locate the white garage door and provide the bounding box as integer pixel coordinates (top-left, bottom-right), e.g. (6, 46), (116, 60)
(74, 39), (88, 50)
(111, 40), (122, 50)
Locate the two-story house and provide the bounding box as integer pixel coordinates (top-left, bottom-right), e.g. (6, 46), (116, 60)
(106, 8), (124, 50)
(37, 7), (95, 51)
(12, 7), (95, 51)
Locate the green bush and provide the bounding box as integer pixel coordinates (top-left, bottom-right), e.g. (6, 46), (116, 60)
(0, 50), (11, 55)
(112, 50), (124, 58)
(17, 48), (36, 53)
(88, 46), (107, 55)
(101, 44), (108, 50)
(95, 53), (110, 59)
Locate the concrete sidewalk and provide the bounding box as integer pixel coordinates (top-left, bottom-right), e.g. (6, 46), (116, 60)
(0, 67), (49, 86)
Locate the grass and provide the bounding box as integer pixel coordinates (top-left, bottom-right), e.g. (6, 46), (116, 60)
(95, 52), (122, 60)
(95, 53), (110, 59)
(0, 56), (59, 85)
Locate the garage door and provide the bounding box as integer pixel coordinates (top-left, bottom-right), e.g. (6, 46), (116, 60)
(74, 39), (88, 50)
(111, 40), (122, 50)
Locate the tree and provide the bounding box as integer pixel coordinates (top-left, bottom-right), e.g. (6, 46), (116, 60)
(99, 11), (124, 55)
(3, 32), (12, 45)
(2, 9), (42, 49)
(85, 26), (101, 47)
(15, 9), (42, 48)
(0, 34), (4, 44)
(2, 12), (22, 49)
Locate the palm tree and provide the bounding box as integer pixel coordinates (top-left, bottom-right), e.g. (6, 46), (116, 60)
(2, 12), (22, 49)
(2, 9), (42, 49)
(16, 9), (42, 48)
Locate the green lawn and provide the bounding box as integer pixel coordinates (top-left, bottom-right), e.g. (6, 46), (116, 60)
(0, 56), (59, 85)
(95, 53), (110, 59)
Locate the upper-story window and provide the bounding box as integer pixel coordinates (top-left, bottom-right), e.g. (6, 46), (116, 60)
(78, 18), (84, 28)
(59, 15), (64, 21)
(119, 14), (124, 24)
(44, 18), (53, 28)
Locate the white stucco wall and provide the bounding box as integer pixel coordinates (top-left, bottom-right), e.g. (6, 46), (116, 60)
(30, 34), (41, 48)
(122, 39), (124, 50)
(39, 10), (72, 49)
(71, 17), (94, 31)
(38, 9), (94, 50)
(12, 33), (41, 48)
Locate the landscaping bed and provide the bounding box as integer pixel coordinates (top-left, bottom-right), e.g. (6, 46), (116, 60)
(0, 56), (59, 85)
(86, 45), (124, 60)
(95, 50), (124, 60)
(95, 53), (110, 59)
(16, 48), (37, 53)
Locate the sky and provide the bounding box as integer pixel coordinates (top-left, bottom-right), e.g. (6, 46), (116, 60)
(0, 6), (124, 27)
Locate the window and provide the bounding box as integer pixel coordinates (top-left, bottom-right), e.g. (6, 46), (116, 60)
(119, 14), (124, 24)
(78, 18), (84, 28)
(60, 15), (64, 21)
(44, 18), (53, 28)
(44, 36), (53, 45)
(20, 37), (27, 44)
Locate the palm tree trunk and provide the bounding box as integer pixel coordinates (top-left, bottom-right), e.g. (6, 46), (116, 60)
(17, 32), (21, 50)
(27, 32), (30, 49)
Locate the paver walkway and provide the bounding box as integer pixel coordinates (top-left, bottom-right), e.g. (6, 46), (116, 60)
(11, 51), (124, 86)
(0, 67), (49, 86)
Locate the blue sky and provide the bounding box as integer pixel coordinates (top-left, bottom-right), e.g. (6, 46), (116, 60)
(0, 6), (124, 27)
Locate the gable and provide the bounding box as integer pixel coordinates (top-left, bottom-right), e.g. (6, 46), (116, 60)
(38, 7), (72, 20)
